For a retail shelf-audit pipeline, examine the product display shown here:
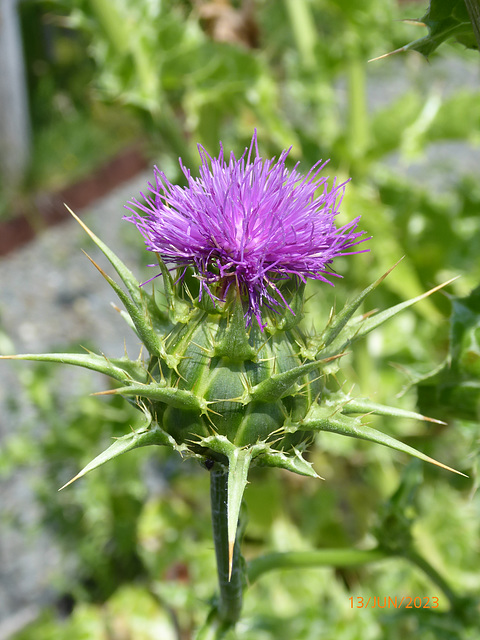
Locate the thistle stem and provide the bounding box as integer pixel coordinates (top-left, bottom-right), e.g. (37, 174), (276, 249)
(210, 465), (244, 626)
(464, 0), (480, 51)
(195, 609), (232, 640)
(405, 549), (461, 610)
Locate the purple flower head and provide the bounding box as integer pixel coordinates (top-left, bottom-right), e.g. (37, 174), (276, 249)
(124, 131), (369, 328)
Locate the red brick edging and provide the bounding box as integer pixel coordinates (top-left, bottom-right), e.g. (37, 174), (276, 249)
(0, 145), (148, 257)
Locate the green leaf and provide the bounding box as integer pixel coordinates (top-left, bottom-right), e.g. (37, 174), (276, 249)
(59, 421), (174, 490)
(253, 445), (321, 479)
(214, 296), (256, 362)
(319, 277), (457, 360)
(98, 382), (209, 414)
(201, 436), (253, 580)
(247, 359), (322, 403)
(300, 404), (465, 476)
(417, 285), (480, 421)
(70, 208), (170, 357)
(375, 0), (479, 60)
(68, 207), (143, 305)
(326, 392), (445, 425)
(0, 352), (148, 385)
(81, 248), (165, 358)
(225, 448), (253, 580)
(155, 254), (190, 324)
(319, 259), (403, 351)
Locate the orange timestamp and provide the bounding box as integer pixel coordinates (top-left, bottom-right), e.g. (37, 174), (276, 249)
(349, 596), (440, 609)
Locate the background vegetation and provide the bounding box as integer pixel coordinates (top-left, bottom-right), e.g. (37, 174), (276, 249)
(1, 0), (479, 638)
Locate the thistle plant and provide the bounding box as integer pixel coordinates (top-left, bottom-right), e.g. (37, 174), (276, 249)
(2, 132), (462, 637)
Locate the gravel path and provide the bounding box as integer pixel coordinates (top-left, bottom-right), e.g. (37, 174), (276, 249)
(0, 173), (151, 632)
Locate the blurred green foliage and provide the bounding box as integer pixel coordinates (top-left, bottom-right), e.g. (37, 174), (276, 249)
(1, 0), (480, 637)
(19, 1), (142, 191)
(3, 361), (480, 638)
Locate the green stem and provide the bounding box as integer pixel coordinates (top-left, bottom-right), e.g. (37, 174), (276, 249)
(195, 608), (232, 640)
(405, 549), (461, 609)
(464, 0), (480, 51)
(88, 0), (129, 56)
(210, 465), (244, 626)
(347, 55), (369, 167)
(283, 0), (317, 70)
(247, 548), (388, 585)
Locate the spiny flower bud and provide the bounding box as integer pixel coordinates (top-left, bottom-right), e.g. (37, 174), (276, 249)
(124, 132), (369, 572)
(116, 132), (456, 573)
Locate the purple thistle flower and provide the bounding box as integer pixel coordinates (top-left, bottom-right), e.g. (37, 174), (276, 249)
(124, 131), (369, 328)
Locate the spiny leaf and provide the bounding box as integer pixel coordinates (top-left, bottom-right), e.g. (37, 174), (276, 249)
(83, 251), (164, 358)
(0, 352), (148, 384)
(111, 302), (136, 333)
(200, 435), (253, 581)
(417, 285), (480, 421)
(326, 393), (446, 425)
(226, 447), (253, 580)
(155, 253), (175, 309)
(247, 359), (321, 403)
(352, 277), (458, 338)
(270, 280), (306, 332)
(95, 382), (209, 413)
(319, 259), (403, 351)
(253, 445), (321, 479)
(155, 254), (191, 324)
(300, 404), (466, 476)
(71, 208), (170, 351)
(197, 434), (238, 460)
(59, 422), (174, 490)
(320, 277), (458, 360)
(371, 0), (478, 61)
(68, 206), (143, 304)
(214, 295), (257, 362)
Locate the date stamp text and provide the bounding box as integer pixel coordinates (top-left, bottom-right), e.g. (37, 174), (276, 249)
(349, 596), (440, 609)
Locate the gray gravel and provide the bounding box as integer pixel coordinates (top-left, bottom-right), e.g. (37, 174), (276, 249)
(0, 173), (151, 631)
(0, 176), (149, 358)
